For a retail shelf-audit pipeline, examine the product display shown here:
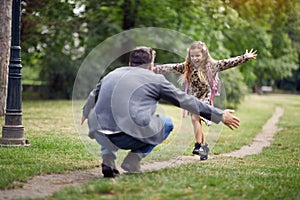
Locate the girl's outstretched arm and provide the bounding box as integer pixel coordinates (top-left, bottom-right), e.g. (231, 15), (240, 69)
(215, 49), (257, 72)
(153, 62), (185, 74)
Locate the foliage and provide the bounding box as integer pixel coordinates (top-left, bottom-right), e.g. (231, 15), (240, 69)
(220, 69), (247, 109)
(274, 0), (300, 91)
(19, 0), (300, 102)
(22, 0), (84, 98)
(229, 0), (300, 90)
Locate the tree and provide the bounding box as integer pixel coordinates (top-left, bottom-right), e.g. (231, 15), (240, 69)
(21, 0), (299, 102)
(0, 0), (12, 116)
(229, 0), (299, 91)
(275, 0), (300, 92)
(21, 0), (84, 99)
(21, 0), (249, 106)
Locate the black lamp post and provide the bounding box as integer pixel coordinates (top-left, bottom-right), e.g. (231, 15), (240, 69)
(1, 0), (29, 146)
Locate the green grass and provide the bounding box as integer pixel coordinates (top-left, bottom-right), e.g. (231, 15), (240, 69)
(1, 94), (299, 200)
(0, 101), (98, 189)
(212, 94), (276, 154)
(53, 94), (299, 200)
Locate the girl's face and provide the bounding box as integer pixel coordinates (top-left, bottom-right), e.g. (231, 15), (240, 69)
(190, 48), (203, 67)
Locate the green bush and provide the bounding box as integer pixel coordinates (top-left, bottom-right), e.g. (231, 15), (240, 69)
(220, 68), (247, 109)
(39, 51), (79, 99)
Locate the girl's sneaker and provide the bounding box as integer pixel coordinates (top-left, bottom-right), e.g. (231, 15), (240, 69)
(199, 143), (210, 161)
(192, 142), (210, 160)
(192, 142), (202, 155)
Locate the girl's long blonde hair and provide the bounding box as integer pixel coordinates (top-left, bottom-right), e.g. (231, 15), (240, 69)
(179, 41), (214, 84)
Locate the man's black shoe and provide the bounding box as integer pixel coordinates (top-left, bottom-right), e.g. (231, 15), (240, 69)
(101, 163), (120, 178)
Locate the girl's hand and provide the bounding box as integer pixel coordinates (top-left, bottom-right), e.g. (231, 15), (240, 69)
(244, 49), (257, 59)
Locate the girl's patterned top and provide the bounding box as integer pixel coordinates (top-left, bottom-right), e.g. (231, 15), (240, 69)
(153, 55), (249, 103)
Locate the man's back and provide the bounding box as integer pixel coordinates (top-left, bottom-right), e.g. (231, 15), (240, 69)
(95, 67), (165, 144)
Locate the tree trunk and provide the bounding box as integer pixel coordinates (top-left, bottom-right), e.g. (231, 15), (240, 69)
(0, 0), (12, 116)
(257, 74), (263, 94)
(120, 0), (138, 64)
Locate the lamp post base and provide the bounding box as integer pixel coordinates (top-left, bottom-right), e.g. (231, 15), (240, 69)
(0, 125), (29, 147)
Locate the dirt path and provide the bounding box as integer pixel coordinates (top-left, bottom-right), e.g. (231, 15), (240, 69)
(0, 107), (284, 200)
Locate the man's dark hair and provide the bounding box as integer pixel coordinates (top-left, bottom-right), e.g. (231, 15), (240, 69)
(129, 46), (153, 67)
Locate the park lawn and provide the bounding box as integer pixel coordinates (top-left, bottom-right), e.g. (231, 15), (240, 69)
(0, 94), (299, 199)
(0, 101), (98, 189)
(49, 94), (299, 200)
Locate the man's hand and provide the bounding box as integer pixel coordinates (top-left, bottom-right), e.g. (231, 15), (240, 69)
(222, 109), (240, 130)
(244, 49), (257, 59)
(81, 115), (86, 125)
